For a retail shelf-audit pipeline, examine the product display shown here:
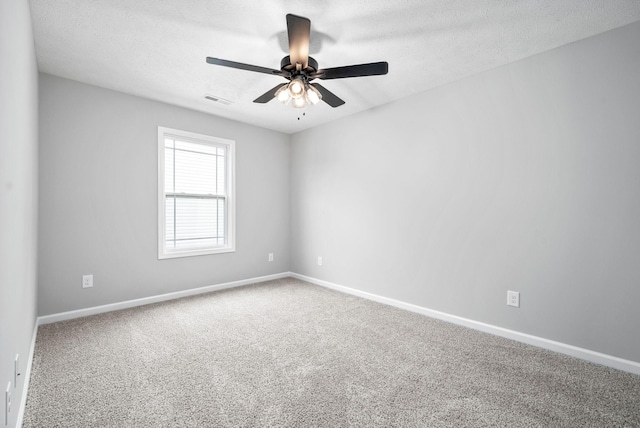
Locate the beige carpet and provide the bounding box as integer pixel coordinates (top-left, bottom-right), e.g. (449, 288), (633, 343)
(24, 277), (640, 427)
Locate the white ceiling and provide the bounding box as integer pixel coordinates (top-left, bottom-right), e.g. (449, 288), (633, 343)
(29, 0), (640, 134)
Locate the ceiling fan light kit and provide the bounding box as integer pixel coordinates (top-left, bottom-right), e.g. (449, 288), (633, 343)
(274, 78), (323, 109)
(206, 14), (388, 110)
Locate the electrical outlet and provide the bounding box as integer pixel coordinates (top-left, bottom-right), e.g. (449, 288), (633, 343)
(14, 355), (20, 388)
(317, 256), (323, 266)
(82, 274), (93, 288)
(268, 253), (274, 262)
(5, 382), (10, 426)
(507, 290), (520, 307)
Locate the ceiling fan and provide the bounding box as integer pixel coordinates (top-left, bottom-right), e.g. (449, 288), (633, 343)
(206, 14), (388, 109)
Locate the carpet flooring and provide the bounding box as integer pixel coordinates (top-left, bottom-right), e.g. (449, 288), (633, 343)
(23, 277), (640, 427)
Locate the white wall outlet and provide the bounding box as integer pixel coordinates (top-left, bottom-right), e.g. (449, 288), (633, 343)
(82, 274), (93, 288)
(268, 253), (274, 262)
(5, 382), (10, 426)
(14, 355), (20, 388)
(317, 256), (323, 266)
(507, 290), (520, 307)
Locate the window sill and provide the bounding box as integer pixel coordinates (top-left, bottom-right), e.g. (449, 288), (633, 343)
(158, 246), (236, 260)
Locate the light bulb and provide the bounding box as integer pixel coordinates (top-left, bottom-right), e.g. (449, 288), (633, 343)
(288, 78), (305, 99)
(292, 96), (306, 109)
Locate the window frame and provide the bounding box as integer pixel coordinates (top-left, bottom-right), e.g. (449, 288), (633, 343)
(157, 126), (236, 259)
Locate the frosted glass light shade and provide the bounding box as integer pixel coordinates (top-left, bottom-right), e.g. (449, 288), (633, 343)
(275, 85), (290, 103)
(288, 78), (305, 99)
(292, 96), (306, 109)
(306, 84), (322, 105)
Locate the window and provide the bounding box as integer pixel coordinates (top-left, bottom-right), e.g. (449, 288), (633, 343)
(158, 126), (235, 259)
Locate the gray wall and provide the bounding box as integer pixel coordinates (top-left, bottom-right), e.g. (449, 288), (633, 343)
(0, 0), (39, 425)
(38, 74), (291, 315)
(290, 22), (640, 363)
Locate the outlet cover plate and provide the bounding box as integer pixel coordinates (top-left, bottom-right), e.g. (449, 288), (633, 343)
(5, 382), (10, 426)
(82, 274), (93, 288)
(507, 290), (520, 307)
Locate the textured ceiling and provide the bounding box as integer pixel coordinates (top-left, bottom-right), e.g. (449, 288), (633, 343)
(29, 0), (640, 134)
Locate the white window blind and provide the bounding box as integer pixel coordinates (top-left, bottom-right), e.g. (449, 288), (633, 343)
(158, 127), (235, 259)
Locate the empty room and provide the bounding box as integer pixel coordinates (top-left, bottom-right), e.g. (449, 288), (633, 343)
(2, 1), (640, 426)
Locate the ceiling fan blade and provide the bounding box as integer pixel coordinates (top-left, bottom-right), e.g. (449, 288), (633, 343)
(253, 83), (288, 103)
(311, 61), (388, 80)
(286, 14), (310, 69)
(206, 57), (284, 76)
(310, 83), (345, 108)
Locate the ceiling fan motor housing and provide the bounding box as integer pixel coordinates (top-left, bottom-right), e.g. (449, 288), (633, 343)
(280, 55), (319, 80)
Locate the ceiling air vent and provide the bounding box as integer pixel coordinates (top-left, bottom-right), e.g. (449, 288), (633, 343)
(204, 94), (233, 106)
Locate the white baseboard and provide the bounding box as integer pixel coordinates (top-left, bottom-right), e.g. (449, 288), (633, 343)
(15, 318), (38, 428)
(290, 272), (640, 376)
(15, 270), (640, 426)
(38, 272), (290, 325)
(24, 267), (640, 428)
